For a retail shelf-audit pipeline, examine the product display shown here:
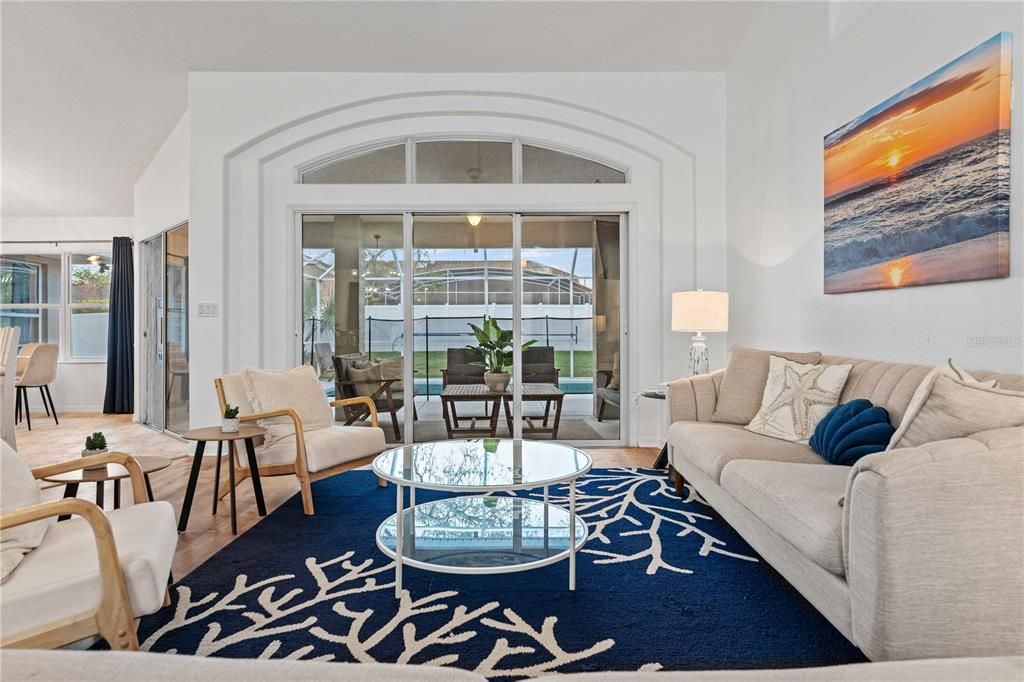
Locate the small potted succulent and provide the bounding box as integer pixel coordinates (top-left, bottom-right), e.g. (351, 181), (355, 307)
(222, 404), (240, 433)
(82, 432), (108, 469)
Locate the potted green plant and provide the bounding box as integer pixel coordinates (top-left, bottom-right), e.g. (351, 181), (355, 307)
(81, 432), (108, 469)
(222, 404), (240, 433)
(465, 316), (536, 393)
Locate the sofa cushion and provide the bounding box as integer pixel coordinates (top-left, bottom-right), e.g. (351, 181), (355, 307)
(245, 424), (385, 472)
(745, 356), (852, 443)
(820, 355), (1024, 427)
(887, 360), (997, 450)
(711, 347), (823, 425)
(721, 460), (849, 575)
(669, 421), (823, 483)
(810, 400), (894, 466)
(889, 376), (1024, 450)
(1, 441), (51, 583)
(0, 501), (176, 642)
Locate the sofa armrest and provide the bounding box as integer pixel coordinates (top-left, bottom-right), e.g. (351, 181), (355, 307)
(843, 434), (1024, 660)
(666, 369), (723, 423)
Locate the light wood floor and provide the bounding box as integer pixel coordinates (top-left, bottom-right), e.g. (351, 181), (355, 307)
(14, 412), (658, 579)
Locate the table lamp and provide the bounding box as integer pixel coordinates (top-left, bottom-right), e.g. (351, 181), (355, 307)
(672, 290), (728, 376)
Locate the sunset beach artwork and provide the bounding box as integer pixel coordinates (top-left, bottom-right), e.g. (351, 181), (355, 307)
(824, 33), (1012, 294)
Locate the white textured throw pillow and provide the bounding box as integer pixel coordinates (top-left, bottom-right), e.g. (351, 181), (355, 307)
(1, 441), (52, 582)
(241, 366), (334, 446)
(887, 359), (998, 450)
(745, 356), (853, 443)
(889, 375), (1024, 450)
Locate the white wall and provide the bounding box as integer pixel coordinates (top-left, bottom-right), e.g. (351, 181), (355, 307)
(726, 2), (1024, 372)
(0, 216), (134, 411)
(134, 111), (190, 240)
(187, 72), (729, 444)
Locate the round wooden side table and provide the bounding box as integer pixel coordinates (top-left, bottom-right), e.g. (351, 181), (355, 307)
(179, 424), (267, 536)
(42, 455), (172, 521)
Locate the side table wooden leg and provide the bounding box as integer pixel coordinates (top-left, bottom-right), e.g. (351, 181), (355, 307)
(244, 437), (267, 516)
(113, 479), (121, 509)
(212, 441), (223, 514)
(178, 440), (206, 532)
(228, 441), (238, 535)
(144, 474), (156, 502)
(58, 482), (80, 521)
(96, 480), (105, 510)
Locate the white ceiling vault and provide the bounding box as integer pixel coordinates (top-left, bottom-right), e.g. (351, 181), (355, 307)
(1, 1), (761, 217)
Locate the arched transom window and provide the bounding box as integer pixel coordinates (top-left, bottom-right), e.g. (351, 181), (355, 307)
(299, 138), (628, 184)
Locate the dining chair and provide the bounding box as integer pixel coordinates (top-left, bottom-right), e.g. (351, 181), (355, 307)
(15, 343), (59, 430)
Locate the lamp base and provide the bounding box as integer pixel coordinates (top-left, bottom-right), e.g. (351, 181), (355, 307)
(689, 333), (709, 376)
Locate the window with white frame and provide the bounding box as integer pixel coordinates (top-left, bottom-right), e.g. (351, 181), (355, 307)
(300, 138), (628, 184)
(0, 249), (112, 360)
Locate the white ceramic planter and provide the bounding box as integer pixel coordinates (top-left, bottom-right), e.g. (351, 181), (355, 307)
(484, 372), (511, 393)
(222, 418), (240, 433)
(81, 447), (108, 470)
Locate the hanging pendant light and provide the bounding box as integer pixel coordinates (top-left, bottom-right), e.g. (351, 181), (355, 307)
(467, 214), (483, 227)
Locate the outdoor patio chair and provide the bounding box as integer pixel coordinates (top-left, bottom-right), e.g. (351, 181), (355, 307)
(333, 354), (415, 441)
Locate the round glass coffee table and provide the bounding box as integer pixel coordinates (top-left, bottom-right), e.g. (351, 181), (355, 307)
(373, 439), (591, 597)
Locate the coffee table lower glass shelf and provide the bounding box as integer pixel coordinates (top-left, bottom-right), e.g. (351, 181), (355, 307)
(376, 496), (588, 575)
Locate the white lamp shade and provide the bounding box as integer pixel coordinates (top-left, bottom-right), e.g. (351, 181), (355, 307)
(672, 290), (729, 332)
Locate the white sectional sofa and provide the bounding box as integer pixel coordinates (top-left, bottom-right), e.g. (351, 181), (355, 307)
(666, 354), (1024, 662)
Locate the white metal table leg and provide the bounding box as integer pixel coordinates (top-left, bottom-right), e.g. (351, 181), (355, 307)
(543, 485), (549, 551)
(569, 479), (576, 591)
(395, 482), (403, 598)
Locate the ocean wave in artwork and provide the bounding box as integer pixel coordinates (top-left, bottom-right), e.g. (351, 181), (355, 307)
(824, 130), (1010, 286)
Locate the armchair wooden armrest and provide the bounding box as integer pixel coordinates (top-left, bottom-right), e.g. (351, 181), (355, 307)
(331, 396), (379, 427)
(0, 498), (139, 651)
(239, 407), (304, 433)
(32, 453), (148, 506)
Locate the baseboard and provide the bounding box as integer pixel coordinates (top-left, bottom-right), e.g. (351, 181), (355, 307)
(638, 438), (665, 448)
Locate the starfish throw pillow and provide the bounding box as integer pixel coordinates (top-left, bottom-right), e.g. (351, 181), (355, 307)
(745, 356), (853, 443)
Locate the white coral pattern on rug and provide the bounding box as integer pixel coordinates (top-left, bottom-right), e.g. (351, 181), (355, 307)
(141, 469), (753, 676)
(142, 551), (613, 676)
(521, 468), (757, 574)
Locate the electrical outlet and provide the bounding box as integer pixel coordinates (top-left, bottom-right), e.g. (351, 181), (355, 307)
(198, 302), (219, 318)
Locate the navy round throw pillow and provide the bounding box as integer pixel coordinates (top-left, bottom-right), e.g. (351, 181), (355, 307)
(810, 399), (895, 466)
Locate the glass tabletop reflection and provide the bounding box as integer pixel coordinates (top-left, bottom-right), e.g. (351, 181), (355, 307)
(372, 438), (592, 491)
(377, 496), (588, 572)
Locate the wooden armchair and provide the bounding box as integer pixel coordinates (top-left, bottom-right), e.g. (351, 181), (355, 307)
(215, 366), (387, 516)
(0, 449), (177, 651)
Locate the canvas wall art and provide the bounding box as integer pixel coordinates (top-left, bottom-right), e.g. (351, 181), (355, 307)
(824, 32), (1012, 294)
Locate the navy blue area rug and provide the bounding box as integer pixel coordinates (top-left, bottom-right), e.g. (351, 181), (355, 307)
(137, 468), (866, 677)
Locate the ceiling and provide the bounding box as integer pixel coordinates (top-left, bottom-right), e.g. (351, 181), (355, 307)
(1, 1), (762, 217)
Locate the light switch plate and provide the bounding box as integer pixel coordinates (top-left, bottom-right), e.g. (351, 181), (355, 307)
(198, 302), (219, 318)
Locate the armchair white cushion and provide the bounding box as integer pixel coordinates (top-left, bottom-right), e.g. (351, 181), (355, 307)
(1, 442), (51, 581)
(1, 503), (176, 643)
(256, 425), (386, 471)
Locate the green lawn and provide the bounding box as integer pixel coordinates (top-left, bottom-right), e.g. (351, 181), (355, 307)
(369, 350), (594, 378)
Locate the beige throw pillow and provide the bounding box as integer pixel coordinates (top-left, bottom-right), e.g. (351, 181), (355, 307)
(608, 352), (621, 391)
(1, 441), (52, 582)
(378, 356), (405, 393)
(348, 363), (384, 398)
(242, 366), (334, 445)
(745, 355), (852, 443)
(887, 359), (998, 450)
(711, 346), (823, 424)
(890, 375), (1024, 449)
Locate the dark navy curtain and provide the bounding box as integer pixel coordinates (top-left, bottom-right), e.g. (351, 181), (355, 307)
(103, 237), (134, 413)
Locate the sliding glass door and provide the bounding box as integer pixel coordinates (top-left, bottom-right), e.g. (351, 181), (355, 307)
(140, 222), (189, 434)
(300, 213), (625, 446)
